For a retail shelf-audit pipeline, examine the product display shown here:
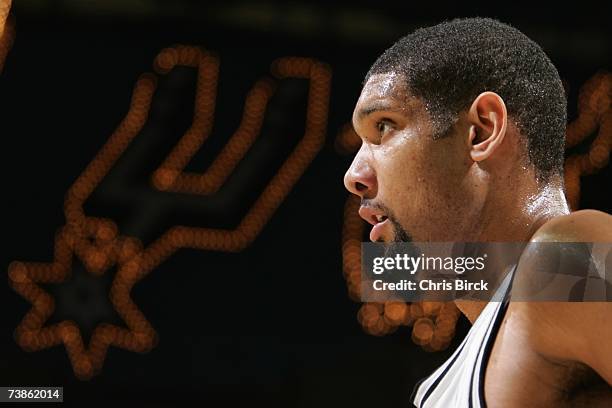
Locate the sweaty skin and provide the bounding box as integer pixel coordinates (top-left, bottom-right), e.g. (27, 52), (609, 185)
(487, 212), (612, 407)
(344, 73), (612, 406)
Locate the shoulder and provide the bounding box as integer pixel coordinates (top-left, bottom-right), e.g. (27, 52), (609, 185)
(530, 209), (612, 243)
(510, 210), (612, 383)
(515, 210), (611, 288)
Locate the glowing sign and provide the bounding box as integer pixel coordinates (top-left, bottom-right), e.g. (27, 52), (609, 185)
(10, 44), (331, 379)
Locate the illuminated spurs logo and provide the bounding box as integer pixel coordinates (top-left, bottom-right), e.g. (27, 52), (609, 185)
(564, 71), (612, 210)
(9, 44), (331, 379)
(0, 0), (13, 72)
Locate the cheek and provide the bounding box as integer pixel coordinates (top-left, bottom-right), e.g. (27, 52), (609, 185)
(377, 137), (469, 225)
(376, 137), (436, 200)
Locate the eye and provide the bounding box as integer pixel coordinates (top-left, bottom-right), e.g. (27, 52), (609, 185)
(376, 120), (394, 138)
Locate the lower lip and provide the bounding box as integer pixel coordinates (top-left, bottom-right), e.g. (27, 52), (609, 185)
(370, 219), (390, 242)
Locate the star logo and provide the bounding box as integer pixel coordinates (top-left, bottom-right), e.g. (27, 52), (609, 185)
(9, 221), (154, 380)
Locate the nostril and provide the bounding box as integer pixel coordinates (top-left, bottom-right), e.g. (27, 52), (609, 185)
(355, 181), (368, 192)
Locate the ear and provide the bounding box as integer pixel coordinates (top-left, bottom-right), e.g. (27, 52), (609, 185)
(466, 92), (508, 162)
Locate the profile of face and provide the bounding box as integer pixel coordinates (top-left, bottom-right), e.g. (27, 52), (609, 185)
(344, 73), (511, 243)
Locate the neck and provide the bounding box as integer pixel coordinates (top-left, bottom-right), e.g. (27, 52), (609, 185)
(454, 177), (570, 323)
(477, 176), (570, 242)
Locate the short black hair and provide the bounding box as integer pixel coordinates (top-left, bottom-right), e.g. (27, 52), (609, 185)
(366, 17), (567, 183)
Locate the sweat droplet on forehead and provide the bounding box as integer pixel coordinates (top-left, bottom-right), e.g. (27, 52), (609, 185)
(365, 72), (405, 99)
(377, 73), (400, 96)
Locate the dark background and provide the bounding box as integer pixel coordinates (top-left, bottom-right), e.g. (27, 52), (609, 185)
(2, 1), (610, 407)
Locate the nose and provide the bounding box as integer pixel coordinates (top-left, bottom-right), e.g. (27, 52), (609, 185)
(344, 153), (377, 199)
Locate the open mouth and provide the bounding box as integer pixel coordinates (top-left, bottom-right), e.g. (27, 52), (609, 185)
(370, 217), (390, 242)
(374, 214), (387, 223)
(358, 205), (391, 242)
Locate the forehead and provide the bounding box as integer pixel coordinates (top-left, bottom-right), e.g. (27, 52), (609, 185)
(360, 72), (407, 101)
(353, 73), (421, 121)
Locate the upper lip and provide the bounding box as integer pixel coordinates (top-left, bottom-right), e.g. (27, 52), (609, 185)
(358, 205), (388, 226)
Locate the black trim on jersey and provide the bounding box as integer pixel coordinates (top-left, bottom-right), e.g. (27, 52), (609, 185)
(468, 301), (502, 408)
(416, 339), (469, 406)
(477, 265), (517, 407)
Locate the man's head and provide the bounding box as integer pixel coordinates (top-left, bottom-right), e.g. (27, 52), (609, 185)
(344, 17), (567, 242)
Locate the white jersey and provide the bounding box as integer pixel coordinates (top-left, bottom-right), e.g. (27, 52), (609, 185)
(411, 266), (516, 408)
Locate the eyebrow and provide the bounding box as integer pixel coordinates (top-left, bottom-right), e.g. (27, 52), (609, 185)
(357, 102), (404, 119)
